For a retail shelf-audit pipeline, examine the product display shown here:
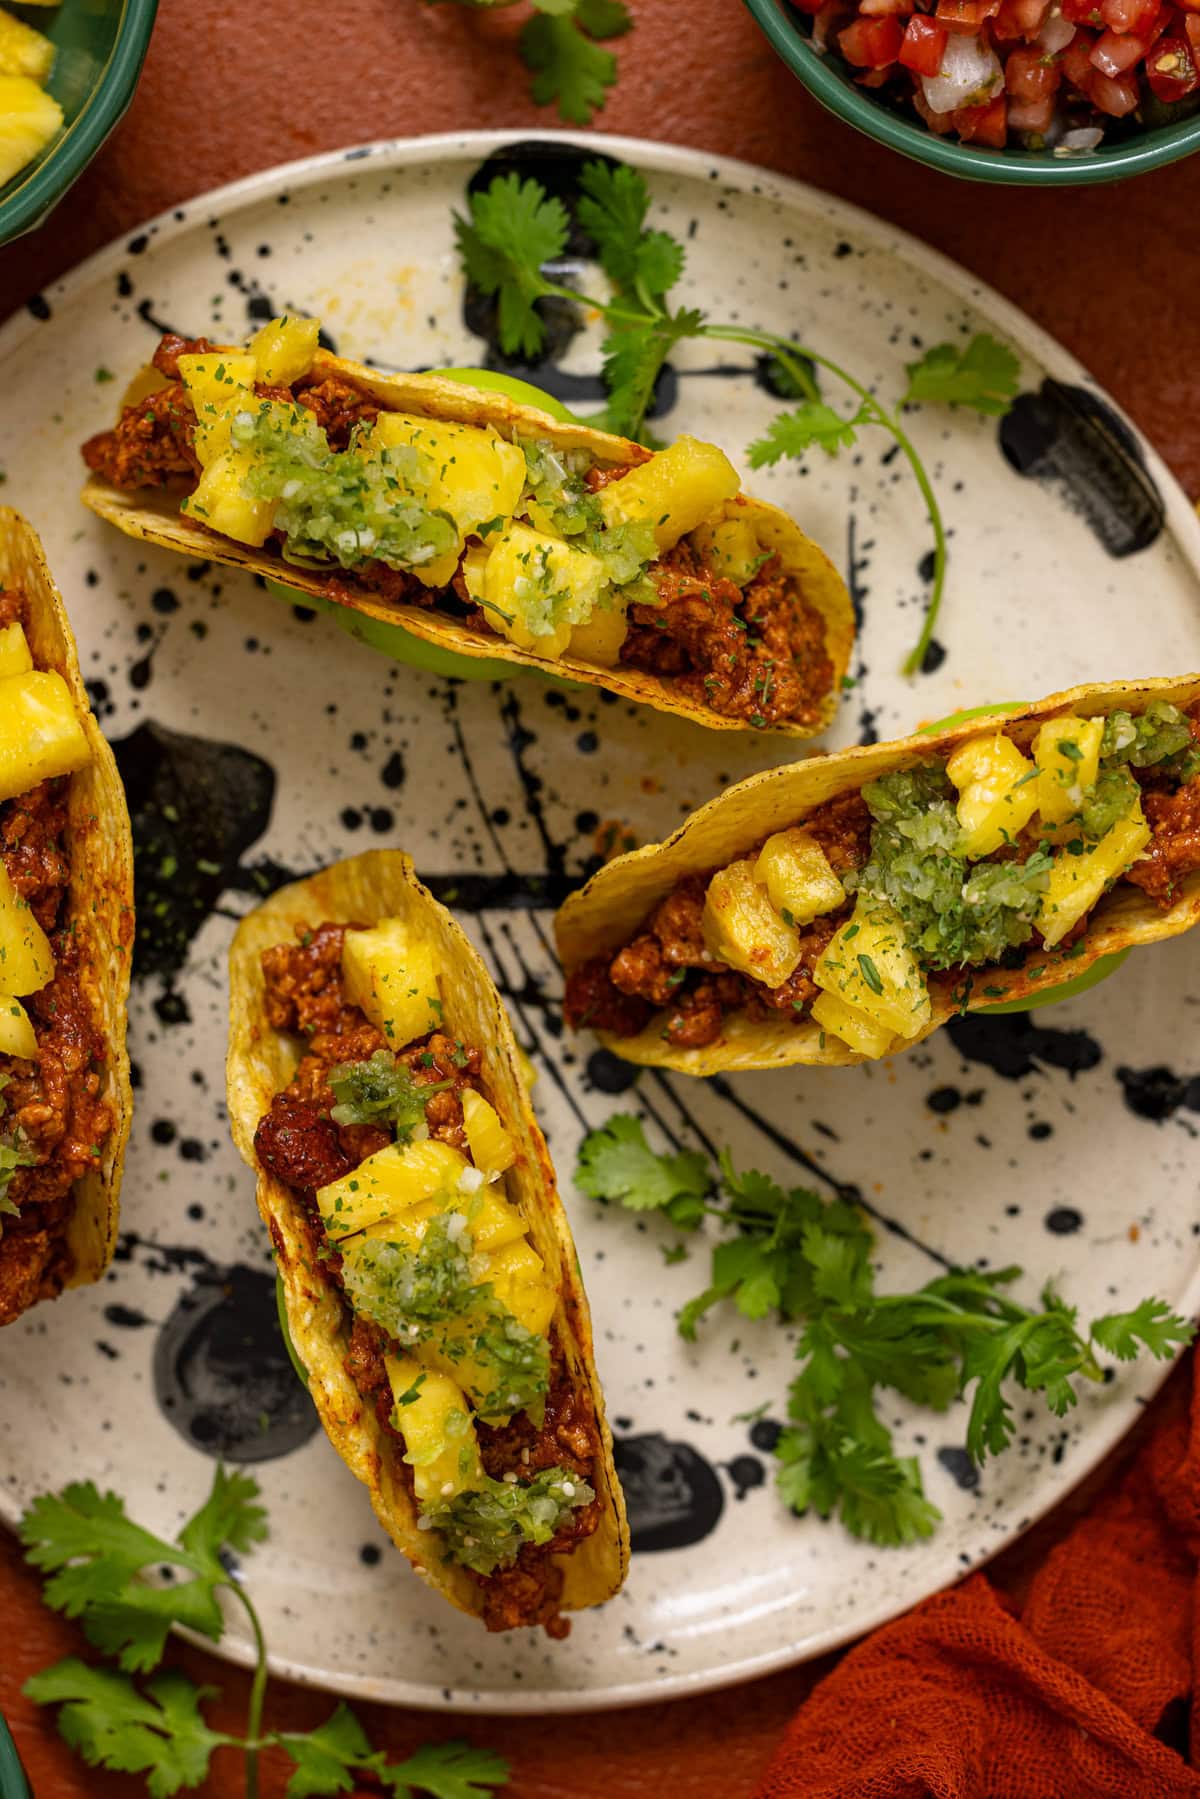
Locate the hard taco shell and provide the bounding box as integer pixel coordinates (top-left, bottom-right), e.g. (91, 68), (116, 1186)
(0, 508), (134, 1304)
(555, 675), (1200, 1077)
(226, 848), (629, 1622)
(82, 352), (854, 737)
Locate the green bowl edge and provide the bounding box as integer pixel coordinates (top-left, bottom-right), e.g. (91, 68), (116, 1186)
(743, 0), (1200, 185)
(0, 0), (160, 245)
(0, 1713), (31, 1799)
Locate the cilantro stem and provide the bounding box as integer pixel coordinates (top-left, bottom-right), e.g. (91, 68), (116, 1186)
(705, 325), (947, 675)
(227, 1580), (270, 1799)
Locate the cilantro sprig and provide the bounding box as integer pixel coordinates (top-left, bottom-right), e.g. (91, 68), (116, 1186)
(454, 160), (1021, 672)
(435, 0), (631, 125)
(21, 1469), (508, 1798)
(576, 1114), (1193, 1548)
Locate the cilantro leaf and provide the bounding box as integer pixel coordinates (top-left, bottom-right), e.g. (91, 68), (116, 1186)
(901, 332), (1020, 415)
(20, 1466), (267, 1672)
(575, 1113), (711, 1215)
(747, 401), (867, 466)
(453, 175), (569, 361)
(24, 1661), (225, 1798)
(380, 1740), (511, 1798)
(1091, 1298), (1195, 1362)
(574, 0), (632, 33)
(577, 160), (685, 302)
(520, 12), (619, 125)
(598, 310), (703, 441)
(280, 1702), (374, 1797)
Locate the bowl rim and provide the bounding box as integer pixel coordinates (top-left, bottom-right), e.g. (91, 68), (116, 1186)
(0, 1713), (30, 1799)
(744, 0), (1200, 185)
(0, 0), (160, 241)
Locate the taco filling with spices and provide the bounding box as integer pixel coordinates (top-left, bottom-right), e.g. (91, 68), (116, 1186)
(80, 321), (852, 733)
(251, 915), (603, 1633)
(565, 697), (1200, 1059)
(0, 587), (115, 1325)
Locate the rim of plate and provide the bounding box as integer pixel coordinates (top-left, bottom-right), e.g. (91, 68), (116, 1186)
(1, 130), (1198, 1716)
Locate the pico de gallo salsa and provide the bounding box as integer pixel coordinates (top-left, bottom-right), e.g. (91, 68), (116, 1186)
(792, 0), (1200, 149)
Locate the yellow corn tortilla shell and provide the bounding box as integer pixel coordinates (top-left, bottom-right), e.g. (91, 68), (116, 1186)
(225, 848), (629, 1624)
(556, 674), (1200, 1076)
(81, 351), (854, 737)
(0, 508), (134, 1316)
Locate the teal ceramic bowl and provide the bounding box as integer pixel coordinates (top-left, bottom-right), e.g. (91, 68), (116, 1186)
(0, 0), (159, 244)
(744, 0), (1200, 184)
(0, 1714), (30, 1799)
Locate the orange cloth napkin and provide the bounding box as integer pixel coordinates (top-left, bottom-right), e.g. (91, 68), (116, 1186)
(756, 1354), (1200, 1798)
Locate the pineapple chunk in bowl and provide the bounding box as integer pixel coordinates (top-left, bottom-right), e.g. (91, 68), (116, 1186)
(0, 0), (158, 246)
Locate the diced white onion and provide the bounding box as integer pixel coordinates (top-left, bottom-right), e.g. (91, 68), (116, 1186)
(1037, 8), (1075, 51)
(440, 1480), (454, 1496)
(503, 1470), (519, 1483)
(445, 1209), (470, 1239)
(921, 33), (1003, 113)
(457, 1165), (485, 1194)
(412, 1121), (430, 1142)
(1056, 125), (1105, 150)
(417, 1516), (433, 1531)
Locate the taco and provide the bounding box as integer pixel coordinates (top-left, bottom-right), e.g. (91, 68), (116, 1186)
(557, 676), (1200, 1075)
(226, 849), (628, 1633)
(80, 320), (854, 735)
(0, 508), (134, 1325)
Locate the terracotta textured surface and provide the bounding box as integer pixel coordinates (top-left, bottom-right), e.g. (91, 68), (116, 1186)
(0, 1), (1197, 1792)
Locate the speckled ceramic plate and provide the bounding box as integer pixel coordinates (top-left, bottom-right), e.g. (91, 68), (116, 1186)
(0, 131), (1198, 1716)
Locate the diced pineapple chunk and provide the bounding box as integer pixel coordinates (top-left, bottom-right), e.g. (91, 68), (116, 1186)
(946, 732), (1040, 857)
(386, 1356), (483, 1503)
(0, 864), (52, 995)
(1034, 715), (1104, 826)
(811, 990), (895, 1059)
(1036, 803), (1150, 948)
(178, 352), (258, 467)
(567, 602), (628, 667)
(0, 670), (89, 804)
(813, 899), (931, 1040)
(461, 1089), (516, 1179)
(0, 76), (61, 187)
(702, 859), (801, 987)
(480, 1238), (557, 1338)
(0, 621), (31, 678)
(0, 10), (54, 84)
(599, 436), (740, 551)
(341, 919), (442, 1049)
(316, 1139), (468, 1238)
(465, 1186), (528, 1254)
(373, 413), (525, 549)
(466, 523), (607, 660)
(688, 514), (762, 586)
(249, 315), (320, 387)
(181, 448), (277, 546)
(355, 1194), (441, 1251)
(753, 829), (844, 927)
(0, 994), (35, 1058)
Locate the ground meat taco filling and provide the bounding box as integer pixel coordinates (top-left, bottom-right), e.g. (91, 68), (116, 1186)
(252, 920), (601, 1634)
(566, 701), (1200, 1056)
(0, 588), (114, 1326)
(81, 329), (835, 729)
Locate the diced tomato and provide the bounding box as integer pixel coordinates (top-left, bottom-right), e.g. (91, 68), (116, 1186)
(1062, 29), (1100, 82)
(954, 91), (1010, 138)
(936, 0), (1001, 28)
(1089, 63), (1142, 102)
(1146, 27), (1200, 91)
(860, 0), (915, 16)
(838, 13), (905, 60)
(993, 0), (1051, 35)
(1184, 12), (1200, 52)
(1008, 91), (1058, 123)
(1006, 42), (1064, 92)
(899, 13), (950, 68)
(1091, 23), (1149, 65)
(1099, 0), (1159, 31)
(1061, 0), (1103, 22)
